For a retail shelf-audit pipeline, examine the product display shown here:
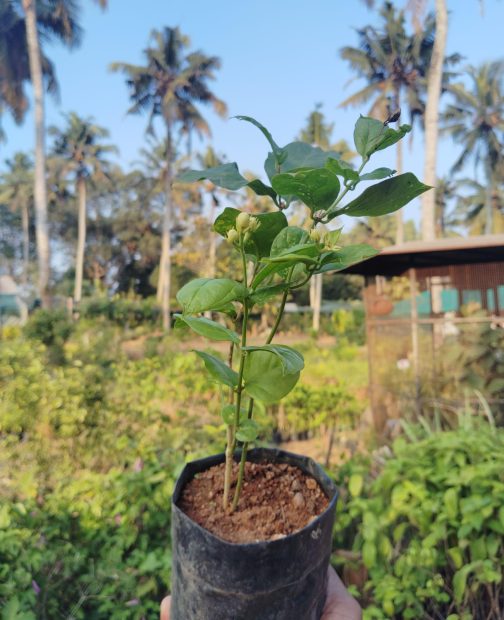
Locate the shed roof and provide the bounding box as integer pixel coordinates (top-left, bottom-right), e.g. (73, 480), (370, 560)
(342, 234), (504, 276)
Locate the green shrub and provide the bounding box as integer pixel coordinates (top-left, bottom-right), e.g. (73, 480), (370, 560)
(330, 306), (366, 345)
(24, 309), (74, 363)
(0, 451), (178, 619)
(333, 424), (504, 619)
(81, 296), (160, 328)
(283, 383), (358, 438)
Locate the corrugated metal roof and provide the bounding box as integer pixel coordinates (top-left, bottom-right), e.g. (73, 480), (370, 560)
(341, 234), (504, 276)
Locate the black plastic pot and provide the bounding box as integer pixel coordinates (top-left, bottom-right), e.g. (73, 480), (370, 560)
(170, 447), (338, 620)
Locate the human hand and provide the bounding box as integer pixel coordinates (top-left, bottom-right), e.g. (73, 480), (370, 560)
(160, 565), (361, 619)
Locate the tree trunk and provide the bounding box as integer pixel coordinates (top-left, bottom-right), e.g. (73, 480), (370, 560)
(421, 0), (448, 242)
(312, 273), (322, 333)
(395, 129), (404, 245)
(21, 203), (29, 286)
(22, 0), (51, 307)
(74, 176), (87, 304)
(485, 162), (495, 235)
(159, 130), (173, 331)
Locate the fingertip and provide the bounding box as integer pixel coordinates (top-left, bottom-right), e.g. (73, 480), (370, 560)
(160, 596), (171, 620)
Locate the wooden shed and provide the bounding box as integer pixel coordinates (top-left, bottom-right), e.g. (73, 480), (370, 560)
(342, 235), (504, 431)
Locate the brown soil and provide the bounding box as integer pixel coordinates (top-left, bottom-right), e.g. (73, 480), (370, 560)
(178, 461), (329, 543)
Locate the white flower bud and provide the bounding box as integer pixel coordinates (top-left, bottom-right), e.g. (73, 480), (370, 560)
(227, 229), (239, 244)
(248, 216), (260, 232)
(236, 212), (250, 232)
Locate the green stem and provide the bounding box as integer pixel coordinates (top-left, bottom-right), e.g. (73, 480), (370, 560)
(228, 239), (249, 513)
(222, 341), (235, 510)
(231, 398), (254, 511)
(323, 158), (368, 222)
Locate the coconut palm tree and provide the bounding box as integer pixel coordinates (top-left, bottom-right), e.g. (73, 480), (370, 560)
(49, 112), (117, 305)
(453, 178), (504, 235)
(4, 1), (107, 305)
(442, 61), (504, 235)
(111, 27), (227, 330)
(136, 138), (203, 296)
(16, 0), (82, 307)
(340, 2), (438, 244)
(0, 152), (34, 284)
(432, 176), (458, 237)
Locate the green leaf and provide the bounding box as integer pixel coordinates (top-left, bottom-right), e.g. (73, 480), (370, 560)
(271, 168), (340, 212)
(251, 262), (285, 289)
(325, 158), (360, 185)
(448, 547), (464, 570)
(453, 566), (470, 604)
(264, 142), (343, 180)
(177, 278), (245, 314)
(247, 179), (278, 204)
(235, 115), (285, 163)
(359, 167), (396, 182)
(193, 350), (238, 388)
(243, 345), (304, 375)
(354, 116), (386, 158)
(177, 163), (248, 190)
(249, 283), (290, 306)
(174, 315), (239, 344)
(324, 229), (342, 247)
(221, 404), (247, 425)
(262, 252), (319, 266)
(353, 116), (411, 158)
(236, 418), (259, 442)
(444, 487), (459, 520)
(270, 226), (309, 257)
(362, 540), (377, 568)
(314, 244), (378, 274)
(349, 474), (364, 497)
(214, 207), (288, 258)
(329, 173), (431, 219)
(177, 163), (278, 204)
(243, 350), (300, 404)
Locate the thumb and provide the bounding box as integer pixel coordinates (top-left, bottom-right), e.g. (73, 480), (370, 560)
(160, 596), (171, 620)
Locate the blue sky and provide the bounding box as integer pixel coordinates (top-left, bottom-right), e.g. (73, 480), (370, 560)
(3, 0), (504, 223)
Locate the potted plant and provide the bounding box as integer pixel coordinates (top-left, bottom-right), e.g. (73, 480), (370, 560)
(170, 115), (429, 620)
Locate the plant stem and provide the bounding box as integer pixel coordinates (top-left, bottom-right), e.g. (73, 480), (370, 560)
(231, 398), (254, 511)
(323, 158), (368, 222)
(222, 342), (235, 510)
(227, 239), (249, 513)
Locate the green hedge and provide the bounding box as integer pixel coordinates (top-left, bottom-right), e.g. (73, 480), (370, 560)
(333, 424), (504, 619)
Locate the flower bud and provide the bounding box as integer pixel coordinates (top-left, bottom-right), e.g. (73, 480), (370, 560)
(235, 212), (250, 232)
(248, 216), (260, 232)
(309, 229), (322, 243)
(226, 229), (239, 244)
(243, 231), (251, 243)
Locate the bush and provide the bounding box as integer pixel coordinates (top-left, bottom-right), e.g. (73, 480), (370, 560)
(283, 383), (358, 438)
(330, 306), (366, 345)
(81, 296), (160, 328)
(0, 332), (227, 618)
(333, 423), (504, 619)
(24, 309), (74, 363)
(0, 451), (178, 619)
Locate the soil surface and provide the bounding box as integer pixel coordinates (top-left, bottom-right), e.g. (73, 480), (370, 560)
(178, 461), (329, 543)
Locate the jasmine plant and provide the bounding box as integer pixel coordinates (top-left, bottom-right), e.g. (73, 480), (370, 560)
(175, 115), (430, 511)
